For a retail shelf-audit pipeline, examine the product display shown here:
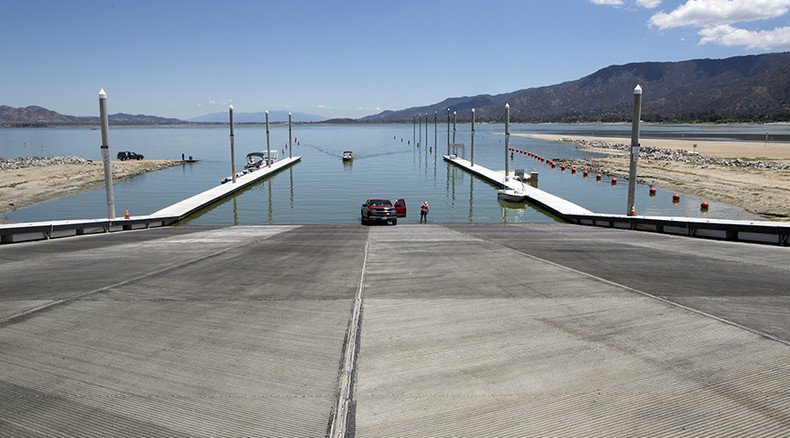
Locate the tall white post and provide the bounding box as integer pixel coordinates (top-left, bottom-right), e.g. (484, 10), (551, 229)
(413, 114), (416, 146)
(452, 111), (457, 145)
(446, 109), (450, 155)
(471, 108), (476, 166)
(229, 105), (236, 183)
(434, 111), (437, 150)
(627, 85), (642, 215)
(505, 103), (510, 181)
(98, 89), (115, 219)
(265, 110), (271, 167)
(419, 113), (422, 147)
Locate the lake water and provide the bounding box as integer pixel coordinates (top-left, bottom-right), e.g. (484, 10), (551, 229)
(3, 123), (785, 224)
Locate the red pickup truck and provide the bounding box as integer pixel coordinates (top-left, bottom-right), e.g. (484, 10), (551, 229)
(361, 198), (406, 225)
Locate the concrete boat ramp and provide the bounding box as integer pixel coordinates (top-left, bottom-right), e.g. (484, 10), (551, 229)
(1, 224), (788, 436)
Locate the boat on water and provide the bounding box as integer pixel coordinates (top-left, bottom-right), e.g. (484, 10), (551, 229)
(342, 151), (353, 161)
(497, 188), (527, 203)
(221, 150), (280, 183)
(245, 150), (279, 170)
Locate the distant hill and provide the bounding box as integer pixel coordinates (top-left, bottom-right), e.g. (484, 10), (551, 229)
(188, 111), (326, 123)
(361, 52), (790, 123)
(0, 105), (184, 126)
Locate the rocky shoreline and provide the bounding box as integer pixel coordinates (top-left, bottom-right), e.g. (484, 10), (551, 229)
(550, 138), (790, 219)
(0, 155), (92, 170)
(562, 138), (790, 171)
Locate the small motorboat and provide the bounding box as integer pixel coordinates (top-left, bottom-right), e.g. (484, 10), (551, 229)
(497, 188), (527, 203)
(342, 150), (354, 161)
(245, 150), (279, 170)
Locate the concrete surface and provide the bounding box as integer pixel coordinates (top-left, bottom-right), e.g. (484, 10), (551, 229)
(1, 224), (788, 436)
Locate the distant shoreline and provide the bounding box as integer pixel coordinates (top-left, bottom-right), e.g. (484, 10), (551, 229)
(3, 121), (790, 129)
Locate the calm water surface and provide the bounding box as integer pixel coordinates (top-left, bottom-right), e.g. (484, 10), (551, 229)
(3, 123), (784, 224)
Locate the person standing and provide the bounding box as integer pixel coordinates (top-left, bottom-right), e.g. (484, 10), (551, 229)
(420, 201), (429, 224)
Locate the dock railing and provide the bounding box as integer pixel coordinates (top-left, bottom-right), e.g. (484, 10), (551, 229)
(566, 213), (790, 246)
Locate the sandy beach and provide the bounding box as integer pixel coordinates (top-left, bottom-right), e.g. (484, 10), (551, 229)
(515, 133), (790, 219)
(516, 133), (790, 160)
(0, 159), (182, 222)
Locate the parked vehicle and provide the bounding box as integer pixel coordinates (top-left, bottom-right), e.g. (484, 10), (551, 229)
(117, 151), (144, 161)
(394, 198), (407, 217)
(361, 198), (398, 225)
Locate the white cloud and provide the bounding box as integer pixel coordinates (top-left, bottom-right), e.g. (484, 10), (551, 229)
(650, 0), (790, 29)
(637, 0), (662, 8)
(698, 24), (790, 48)
(646, 0), (790, 49)
(591, 0), (624, 5)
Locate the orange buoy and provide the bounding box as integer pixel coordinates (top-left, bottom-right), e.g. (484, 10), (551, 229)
(560, 165), (566, 171)
(571, 167), (576, 174)
(596, 173), (602, 181)
(124, 208), (130, 219)
(582, 170), (589, 177)
(628, 206), (636, 216)
(649, 187), (657, 196)
(672, 193), (681, 202)
(611, 177), (617, 185)
(700, 201), (710, 211)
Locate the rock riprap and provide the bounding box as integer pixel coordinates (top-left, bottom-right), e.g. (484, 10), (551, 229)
(0, 156), (90, 170)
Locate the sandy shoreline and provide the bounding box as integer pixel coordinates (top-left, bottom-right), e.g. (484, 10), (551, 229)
(515, 133), (790, 160)
(0, 159), (183, 223)
(515, 134), (790, 219)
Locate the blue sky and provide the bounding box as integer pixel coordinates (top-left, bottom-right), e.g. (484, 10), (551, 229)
(1, 0), (788, 119)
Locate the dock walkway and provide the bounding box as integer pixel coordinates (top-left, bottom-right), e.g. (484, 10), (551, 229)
(154, 156), (300, 219)
(0, 157), (300, 243)
(444, 155), (592, 216)
(445, 155), (790, 245)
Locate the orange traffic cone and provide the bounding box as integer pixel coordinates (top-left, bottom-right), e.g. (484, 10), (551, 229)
(124, 208), (130, 219)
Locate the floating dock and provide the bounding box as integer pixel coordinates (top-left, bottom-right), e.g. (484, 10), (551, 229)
(444, 155), (592, 216)
(445, 155), (789, 245)
(0, 157), (300, 244)
(154, 156), (300, 219)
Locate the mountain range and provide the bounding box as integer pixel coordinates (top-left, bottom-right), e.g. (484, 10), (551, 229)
(361, 52), (790, 123)
(3, 52), (789, 126)
(0, 105), (183, 126)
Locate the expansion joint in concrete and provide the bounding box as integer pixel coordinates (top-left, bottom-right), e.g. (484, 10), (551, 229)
(329, 238), (369, 438)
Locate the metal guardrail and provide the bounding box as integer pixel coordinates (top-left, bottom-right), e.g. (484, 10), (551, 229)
(566, 213), (790, 246)
(0, 215), (179, 244)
